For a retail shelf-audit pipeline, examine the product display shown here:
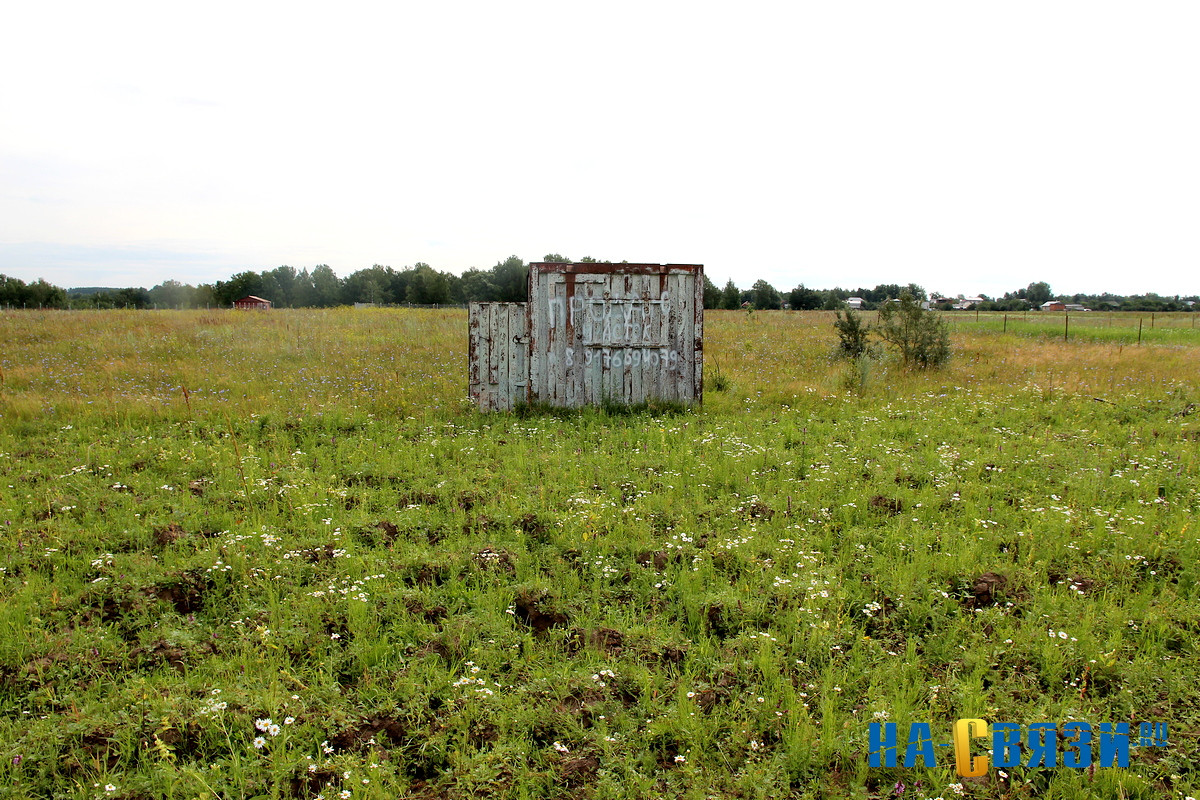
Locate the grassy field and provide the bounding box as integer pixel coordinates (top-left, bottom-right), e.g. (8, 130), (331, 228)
(1, 308), (1198, 800)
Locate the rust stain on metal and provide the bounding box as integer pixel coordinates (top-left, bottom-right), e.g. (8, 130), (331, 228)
(469, 263), (703, 411)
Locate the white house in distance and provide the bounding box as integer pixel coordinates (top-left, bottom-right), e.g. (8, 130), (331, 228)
(845, 297), (865, 309)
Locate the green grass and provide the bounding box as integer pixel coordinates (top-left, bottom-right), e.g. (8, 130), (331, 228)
(1, 308), (1198, 799)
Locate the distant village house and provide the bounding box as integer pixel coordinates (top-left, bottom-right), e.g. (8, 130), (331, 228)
(234, 295), (272, 310)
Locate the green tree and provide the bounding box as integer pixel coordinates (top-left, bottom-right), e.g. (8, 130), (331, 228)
(721, 279), (741, 310)
(27, 278), (69, 308)
(311, 264), (342, 307)
(258, 272), (283, 305)
(1, 275), (68, 308)
(405, 263), (451, 305)
(751, 279), (781, 310)
(458, 268), (495, 303)
(213, 271), (264, 306)
(702, 275), (722, 309)
(114, 287), (151, 309)
(875, 292), (951, 369)
(832, 309), (871, 358)
(149, 280), (195, 309)
(491, 256), (528, 303)
(542, 253), (570, 263)
(1025, 281), (1052, 306)
(787, 283), (821, 310)
(343, 265), (396, 305)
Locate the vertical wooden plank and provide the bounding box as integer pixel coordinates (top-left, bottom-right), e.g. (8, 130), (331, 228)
(487, 303), (500, 389)
(502, 305), (514, 411)
(604, 274), (618, 404)
(541, 273), (553, 404)
(547, 277), (562, 405)
(660, 272), (673, 400)
(674, 271), (689, 401)
(510, 304), (527, 409)
(558, 276), (570, 407)
(564, 277), (578, 409)
(581, 288), (594, 345)
(672, 273), (691, 400)
(631, 273), (645, 404)
(693, 266), (704, 406)
(468, 303), (482, 407)
(529, 267), (545, 402)
(620, 274), (632, 404)
(686, 269), (698, 402)
(576, 279), (591, 407)
(540, 273), (554, 403)
(591, 277), (603, 404)
(497, 303), (511, 409)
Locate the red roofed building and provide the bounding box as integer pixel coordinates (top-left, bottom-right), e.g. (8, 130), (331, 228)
(234, 295), (272, 310)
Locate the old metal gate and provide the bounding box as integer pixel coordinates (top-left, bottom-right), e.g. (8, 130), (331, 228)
(469, 263), (703, 411)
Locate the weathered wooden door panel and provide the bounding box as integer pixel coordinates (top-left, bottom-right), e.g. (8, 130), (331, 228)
(468, 302), (528, 411)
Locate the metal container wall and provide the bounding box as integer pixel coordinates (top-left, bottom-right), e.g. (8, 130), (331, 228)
(468, 263), (703, 411)
(527, 263), (703, 408)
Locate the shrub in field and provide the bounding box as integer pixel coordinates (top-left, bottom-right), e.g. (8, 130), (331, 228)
(875, 291), (951, 368)
(832, 309), (871, 359)
(707, 357), (731, 392)
(837, 353), (873, 396)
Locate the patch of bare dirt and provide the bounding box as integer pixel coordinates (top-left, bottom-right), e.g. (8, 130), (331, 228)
(472, 547), (515, 574)
(636, 551), (672, 571)
(128, 639), (213, 672)
(513, 591), (568, 635)
(962, 572), (1007, 609)
(152, 523), (187, 547)
(330, 715), (407, 752)
(149, 572), (210, 614)
(558, 754), (599, 787)
(404, 598), (448, 623)
(869, 495), (904, 515)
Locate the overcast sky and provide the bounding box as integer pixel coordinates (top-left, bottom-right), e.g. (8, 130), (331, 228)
(2, 1), (1198, 297)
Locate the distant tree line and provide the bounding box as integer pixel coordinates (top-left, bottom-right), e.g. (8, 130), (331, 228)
(2, 266), (1196, 312)
(1, 257), (532, 310)
(702, 277), (1197, 313)
(0, 274), (68, 308)
(702, 277), (935, 311)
